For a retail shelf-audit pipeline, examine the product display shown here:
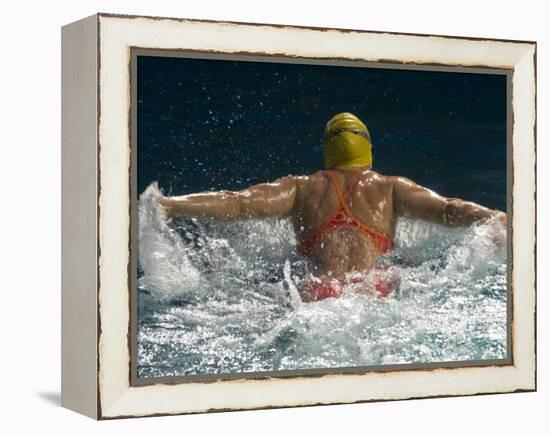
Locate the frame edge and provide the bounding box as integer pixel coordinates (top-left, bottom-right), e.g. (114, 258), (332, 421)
(96, 14), (537, 418)
(61, 13), (100, 420)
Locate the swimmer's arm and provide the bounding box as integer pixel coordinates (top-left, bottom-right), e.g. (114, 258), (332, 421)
(391, 176), (506, 227)
(159, 176), (297, 220)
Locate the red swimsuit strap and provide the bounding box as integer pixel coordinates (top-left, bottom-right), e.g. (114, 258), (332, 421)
(298, 171), (393, 256)
(327, 171), (393, 252)
(326, 170), (362, 203)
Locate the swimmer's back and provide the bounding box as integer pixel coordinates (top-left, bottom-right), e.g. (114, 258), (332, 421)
(292, 168), (395, 276)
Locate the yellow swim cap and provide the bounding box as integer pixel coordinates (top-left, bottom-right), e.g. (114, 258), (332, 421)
(323, 112), (372, 169)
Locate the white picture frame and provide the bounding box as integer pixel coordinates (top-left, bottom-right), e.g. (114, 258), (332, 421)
(61, 13), (536, 419)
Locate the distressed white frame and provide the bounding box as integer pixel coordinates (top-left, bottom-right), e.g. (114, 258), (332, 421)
(62, 13), (536, 419)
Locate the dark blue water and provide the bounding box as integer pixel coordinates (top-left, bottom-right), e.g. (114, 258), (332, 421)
(137, 55), (507, 211)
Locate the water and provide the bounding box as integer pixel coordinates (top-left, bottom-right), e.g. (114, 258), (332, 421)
(137, 183), (507, 379)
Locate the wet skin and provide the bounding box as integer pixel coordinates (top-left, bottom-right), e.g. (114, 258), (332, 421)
(160, 167), (507, 278)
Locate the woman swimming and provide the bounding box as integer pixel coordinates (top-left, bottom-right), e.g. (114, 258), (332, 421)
(160, 113), (506, 301)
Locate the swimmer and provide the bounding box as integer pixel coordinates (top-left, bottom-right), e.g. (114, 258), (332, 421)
(160, 113), (507, 301)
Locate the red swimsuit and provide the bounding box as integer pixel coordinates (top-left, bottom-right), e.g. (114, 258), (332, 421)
(298, 171), (396, 302)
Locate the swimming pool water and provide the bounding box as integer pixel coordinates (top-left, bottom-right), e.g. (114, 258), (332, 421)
(136, 183), (507, 379)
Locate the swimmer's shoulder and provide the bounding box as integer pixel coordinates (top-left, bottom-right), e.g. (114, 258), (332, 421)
(290, 171), (329, 198)
(304, 170), (325, 181)
(299, 168), (382, 185)
(295, 169), (396, 189)
(356, 170), (399, 192)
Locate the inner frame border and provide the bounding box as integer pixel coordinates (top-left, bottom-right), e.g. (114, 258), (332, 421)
(128, 47), (514, 387)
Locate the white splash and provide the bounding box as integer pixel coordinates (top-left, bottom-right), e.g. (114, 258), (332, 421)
(138, 183), (201, 301)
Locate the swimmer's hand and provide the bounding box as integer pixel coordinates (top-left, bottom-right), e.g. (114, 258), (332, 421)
(495, 211), (507, 228)
(486, 211), (507, 248)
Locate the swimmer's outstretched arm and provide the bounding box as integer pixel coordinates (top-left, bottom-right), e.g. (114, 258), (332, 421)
(391, 176), (507, 227)
(159, 176), (297, 220)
